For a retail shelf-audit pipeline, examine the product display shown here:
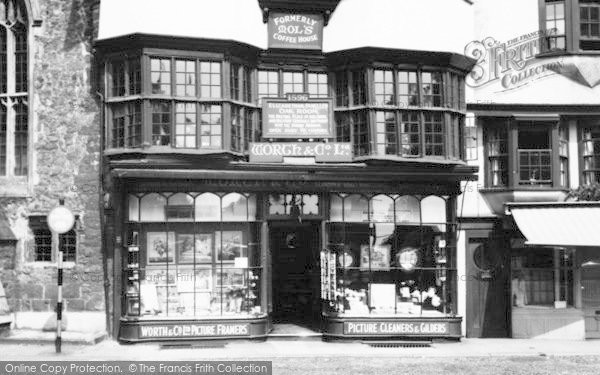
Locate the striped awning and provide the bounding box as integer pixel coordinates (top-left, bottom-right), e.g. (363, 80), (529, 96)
(507, 203), (600, 247)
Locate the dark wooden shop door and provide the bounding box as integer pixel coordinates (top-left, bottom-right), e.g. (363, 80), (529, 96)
(270, 222), (321, 328)
(465, 233), (510, 338)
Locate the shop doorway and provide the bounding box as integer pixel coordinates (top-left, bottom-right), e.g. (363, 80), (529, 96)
(581, 250), (600, 339)
(465, 231), (510, 338)
(270, 221), (321, 330)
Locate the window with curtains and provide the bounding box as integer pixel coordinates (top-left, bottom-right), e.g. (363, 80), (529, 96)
(0, 0), (29, 177)
(482, 118), (569, 188)
(124, 192), (262, 318)
(324, 194), (454, 318)
(511, 247), (574, 307)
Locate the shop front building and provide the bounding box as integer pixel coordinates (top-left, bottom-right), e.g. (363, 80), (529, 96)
(95, 1), (477, 342)
(459, 0), (600, 340)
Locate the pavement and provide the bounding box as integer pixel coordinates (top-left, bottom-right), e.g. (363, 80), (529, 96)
(1, 337), (599, 360)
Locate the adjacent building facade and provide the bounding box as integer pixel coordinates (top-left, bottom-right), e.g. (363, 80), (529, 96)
(0, 0), (104, 333)
(459, 0), (600, 340)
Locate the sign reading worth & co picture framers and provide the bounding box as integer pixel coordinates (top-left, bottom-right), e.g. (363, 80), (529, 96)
(262, 98), (334, 138)
(139, 323), (251, 338)
(268, 13), (324, 50)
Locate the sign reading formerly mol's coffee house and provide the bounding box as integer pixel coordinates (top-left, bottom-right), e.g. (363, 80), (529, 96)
(262, 98), (333, 138)
(268, 13), (324, 50)
(139, 323), (250, 338)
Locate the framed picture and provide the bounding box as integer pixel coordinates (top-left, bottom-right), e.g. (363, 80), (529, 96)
(146, 232), (175, 264)
(216, 231), (244, 261)
(216, 269), (245, 287)
(360, 244), (391, 270)
(194, 268), (213, 291)
(176, 234), (195, 264)
(195, 233), (213, 263)
(177, 233), (213, 264)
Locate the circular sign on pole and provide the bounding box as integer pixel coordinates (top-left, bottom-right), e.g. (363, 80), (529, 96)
(47, 206), (75, 234)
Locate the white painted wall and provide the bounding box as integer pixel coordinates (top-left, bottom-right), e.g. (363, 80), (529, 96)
(324, 0), (474, 54)
(98, 0), (268, 47)
(98, 0), (474, 54)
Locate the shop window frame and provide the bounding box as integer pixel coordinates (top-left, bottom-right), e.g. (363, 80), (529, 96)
(325, 193), (456, 318)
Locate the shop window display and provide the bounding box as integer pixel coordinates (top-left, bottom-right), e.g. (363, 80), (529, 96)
(125, 192), (262, 318)
(323, 194), (452, 318)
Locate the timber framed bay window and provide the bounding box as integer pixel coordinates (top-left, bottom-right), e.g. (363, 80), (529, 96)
(482, 117), (569, 189)
(333, 66), (465, 160)
(0, 0), (29, 177)
(539, 0), (600, 52)
(323, 194), (456, 318)
(125, 192), (262, 318)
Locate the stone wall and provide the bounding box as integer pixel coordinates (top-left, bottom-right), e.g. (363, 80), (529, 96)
(0, 0), (103, 316)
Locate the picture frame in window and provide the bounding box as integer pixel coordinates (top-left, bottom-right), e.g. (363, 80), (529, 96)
(177, 233), (213, 264)
(176, 233), (195, 264)
(216, 269), (245, 287)
(194, 267), (213, 291)
(216, 231), (244, 262)
(146, 232), (175, 264)
(360, 244), (391, 270)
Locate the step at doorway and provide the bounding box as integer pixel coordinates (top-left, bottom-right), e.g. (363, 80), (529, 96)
(268, 323), (322, 340)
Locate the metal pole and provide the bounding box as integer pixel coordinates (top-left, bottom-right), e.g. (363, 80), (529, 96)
(55, 230), (62, 353)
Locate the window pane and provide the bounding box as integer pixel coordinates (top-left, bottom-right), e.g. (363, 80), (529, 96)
(0, 27), (6, 93)
(222, 193), (248, 221)
(175, 103), (196, 148)
(140, 193), (167, 221)
(0, 103), (5, 175)
(128, 195), (140, 222)
(352, 111), (369, 156)
(308, 72), (328, 98)
(14, 100), (27, 175)
(175, 59), (196, 97)
(344, 194), (369, 222)
(14, 24), (27, 93)
(152, 102), (171, 146)
(200, 104), (222, 148)
(375, 111), (397, 155)
(421, 196), (446, 231)
(200, 61), (221, 98)
(400, 111), (420, 156)
(370, 195), (395, 222)
(330, 194), (344, 221)
(195, 193), (221, 221)
(151, 58), (171, 95)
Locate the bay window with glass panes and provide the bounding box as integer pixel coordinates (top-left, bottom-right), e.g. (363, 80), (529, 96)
(323, 194), (456, 318)
(124, 192), (263, 319)
(333, 67), (466, 160)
